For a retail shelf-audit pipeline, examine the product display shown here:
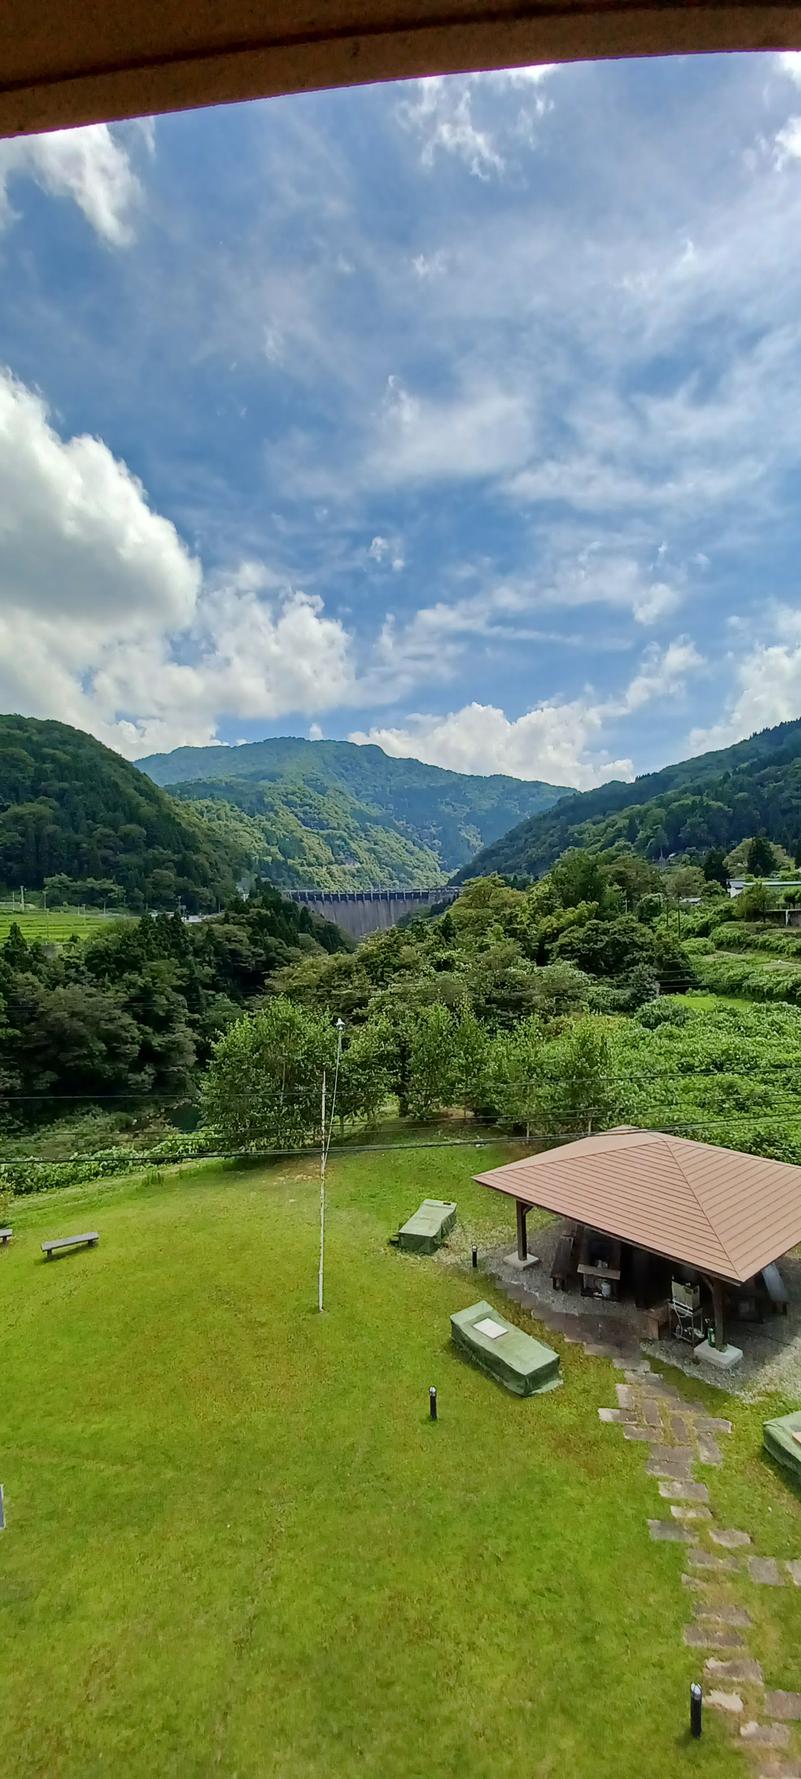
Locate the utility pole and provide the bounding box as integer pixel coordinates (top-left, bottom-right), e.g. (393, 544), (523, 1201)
(318, 1018), (345, 1314)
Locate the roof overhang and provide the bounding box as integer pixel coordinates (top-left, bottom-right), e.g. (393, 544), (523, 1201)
(475, 1127), (801, 1284)
(4, 3), (801, 139)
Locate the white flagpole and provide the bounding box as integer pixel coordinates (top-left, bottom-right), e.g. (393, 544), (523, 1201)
(318, 1067), (327, 1314)
(318, 1019), (344, 1314)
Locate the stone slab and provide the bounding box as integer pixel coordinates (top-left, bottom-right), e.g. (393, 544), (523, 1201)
(697, 1435), (723, 1466)
(671, 1504), (712, 1522)
(748, 1557), (785, 1587)
(648, 1518), (696, 1543)
(755, 1763), (801, 1779)
(658, 1478), (709, 1502)
(623, 1426), (654, 1442)
(710, 1528), (752, 1549)
(705, 1656), (763, 1683)
(598, 1407), (631, 1423)
(646, 1450), (695, 1479)
(684, 1624), (745, 1649)
(616, 1384), (637, 1409)
(694, 1340), (744, 1370)
(708, 1690), (744, 1714)
(694, 1603), (752, 1628)
(643, 1398), (662, 1427)
(765, 1693), (801, 1721)
(740, 1721), (791, 1748)
(689, 1550), (740, 1573)
(785, 1561), (801, 1587)
(695, 1416), (733, 1435)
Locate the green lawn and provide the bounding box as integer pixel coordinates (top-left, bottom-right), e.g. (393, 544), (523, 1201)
(0, 1148), (798, 1778)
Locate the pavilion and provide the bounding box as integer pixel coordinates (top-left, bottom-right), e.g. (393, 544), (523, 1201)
(475, 1128), (801, 1351)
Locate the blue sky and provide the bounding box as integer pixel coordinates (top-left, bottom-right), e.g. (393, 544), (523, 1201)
(2, 52), (801, 788)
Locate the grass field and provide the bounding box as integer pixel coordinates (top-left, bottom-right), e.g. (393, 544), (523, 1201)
(0, 907), (131, 944)
(1, 1147), (799, 1778)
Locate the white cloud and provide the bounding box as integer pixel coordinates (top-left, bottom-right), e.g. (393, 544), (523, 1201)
(351, 701), (627, 788)
(690, 609), (801, 753)
(774, 117), (801, 168)
(0, 124), (144, 245)
(0, 369), (199, 632)
(619, 638), (703, 713)
(351, 638), (703, 788)
(0, 369), (357, 757)
(374, 373), (534, 484)
(398, 79), (504, 179)
(397, 65), (556, 178)
(776, 52), (801, 87)
(368, 534), (405, 570)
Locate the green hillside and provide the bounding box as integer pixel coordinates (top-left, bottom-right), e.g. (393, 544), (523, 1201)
(0, 716), (244, 912)
(137, 735), (567, 890)
(458, 717), (801, 881)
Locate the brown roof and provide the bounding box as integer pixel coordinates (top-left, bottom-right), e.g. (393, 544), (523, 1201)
(4, 3), (801, 140)
(475, 1129), (801, 1284)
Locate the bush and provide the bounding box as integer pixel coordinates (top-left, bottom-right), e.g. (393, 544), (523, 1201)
(2, 1131), (217, 1195)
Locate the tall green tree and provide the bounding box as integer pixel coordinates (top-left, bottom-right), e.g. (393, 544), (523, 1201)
(203, 998), (336, 1149)
(543, 1018), (616, 1136)
(451, 1012), (491, 1118)
(489, 1017), (545, 1140)
(703, 848), (729, 888)
(407, 1005), (455, 1120)
(746, 834), (777, 877)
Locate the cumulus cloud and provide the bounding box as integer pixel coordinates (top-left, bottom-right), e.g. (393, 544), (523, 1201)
(351, 638), (703, 788)
(776, 51), (801, 87)
(0, 124), (145, 244)
(0, 369), (356, 757)
(690, 609), (801, 754)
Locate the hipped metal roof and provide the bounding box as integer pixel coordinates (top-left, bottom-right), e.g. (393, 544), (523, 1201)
(475, 1128), (801, 1283)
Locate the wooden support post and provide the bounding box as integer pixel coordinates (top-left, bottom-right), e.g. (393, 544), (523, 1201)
(711, 1278), (726, 1351)
(516, 1199), (528, 1263)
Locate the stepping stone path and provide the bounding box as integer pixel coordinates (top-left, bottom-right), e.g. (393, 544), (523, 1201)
(595, 1360), (801, 1769)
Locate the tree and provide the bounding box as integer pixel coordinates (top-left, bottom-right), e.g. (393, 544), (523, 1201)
(203, 998), (336, 1149)
(451, 1012), (491, 1118)
(407, 1005), (455, 1120)
(703, 848), (729, 889)
(489, 1017), (545, 1139)
(552, 915), (654, 979)
(544, 1018), (616, 1136)
(338, 1020), (393, 1129)
(746, 834), (777, 878)
(736, 881), (774, 922)
(550, 849), (609, 910)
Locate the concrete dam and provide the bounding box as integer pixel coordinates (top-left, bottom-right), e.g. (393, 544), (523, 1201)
(287, 885), (458, 940)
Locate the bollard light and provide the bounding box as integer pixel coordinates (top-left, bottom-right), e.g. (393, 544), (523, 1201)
(429, 1385), (438, 1422)
(690, 1682), (703, 1739)
(471, 1245), (478, 1269)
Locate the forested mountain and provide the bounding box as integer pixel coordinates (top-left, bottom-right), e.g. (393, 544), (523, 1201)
(137, 735), (567, 890)
(458, 719), (801, 881)
(0, 717), (245, 911)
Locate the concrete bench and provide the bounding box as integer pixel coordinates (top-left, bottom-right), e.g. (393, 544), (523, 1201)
(0, 1228), (12, 1246)
(42, 1232), (99, 1260)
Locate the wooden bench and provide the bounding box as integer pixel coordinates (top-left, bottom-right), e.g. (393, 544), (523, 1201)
(42, 1232), (99, 1260)
(0, 1228), (12, 1247)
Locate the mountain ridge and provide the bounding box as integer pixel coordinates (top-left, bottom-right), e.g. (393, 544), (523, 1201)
(456, 718), (801, 880)
(137, 734), (568, 890)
